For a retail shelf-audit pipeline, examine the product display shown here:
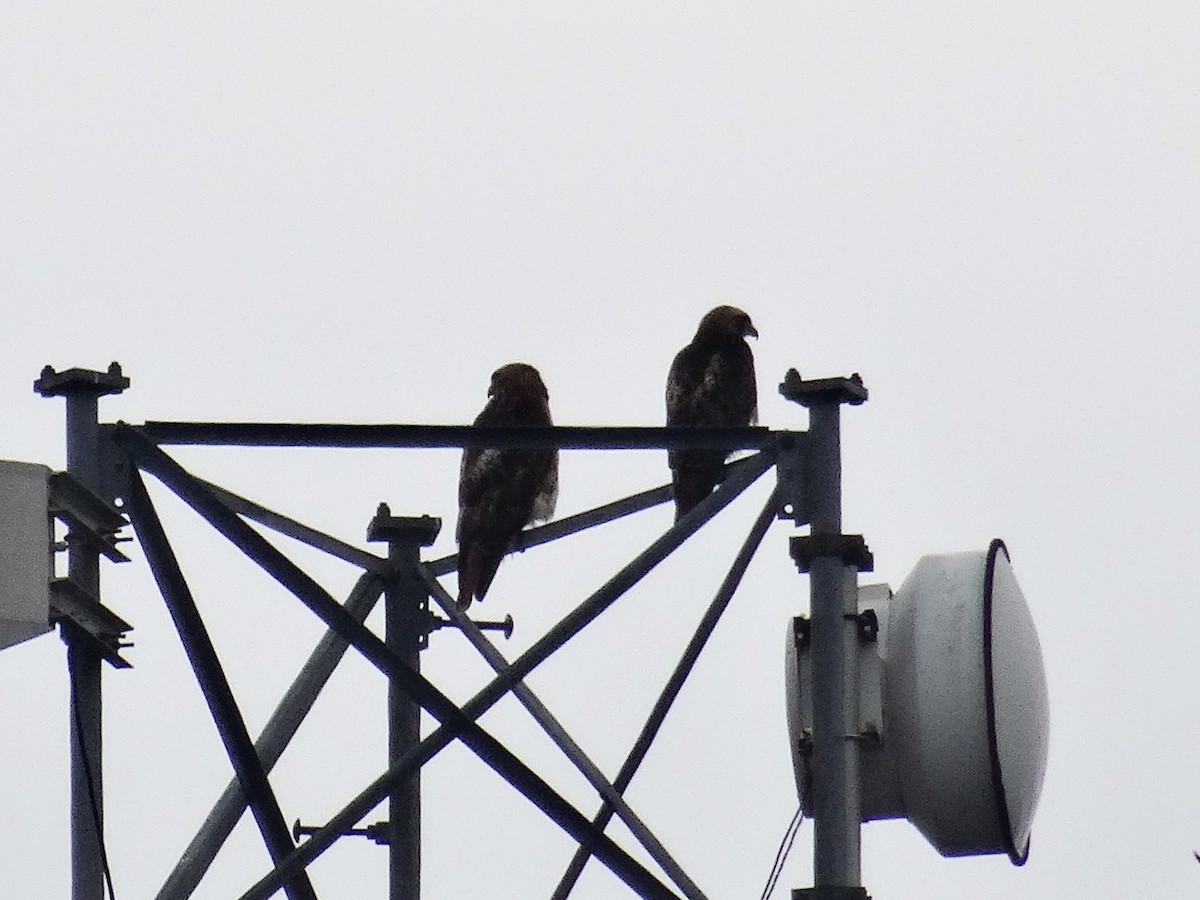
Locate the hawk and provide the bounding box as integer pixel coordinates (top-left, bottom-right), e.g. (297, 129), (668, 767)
(666, 306), (759, 520)
(456, 363), (559, 609)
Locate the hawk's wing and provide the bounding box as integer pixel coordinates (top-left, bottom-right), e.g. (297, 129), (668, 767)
(665, 337), (757, 519)
(456, 381), (557, 606)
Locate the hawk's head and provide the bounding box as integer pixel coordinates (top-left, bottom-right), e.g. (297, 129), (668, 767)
(488, 362), (549, 400)
(695, 305), (758, 342)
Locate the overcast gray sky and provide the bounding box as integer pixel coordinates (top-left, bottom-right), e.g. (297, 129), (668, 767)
(2, 2), (1198, 898)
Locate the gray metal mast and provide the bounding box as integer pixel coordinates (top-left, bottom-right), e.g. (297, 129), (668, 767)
(368, 508), (441, 900)
(35, 363), (130, 900)
(781, 372), (871, 900)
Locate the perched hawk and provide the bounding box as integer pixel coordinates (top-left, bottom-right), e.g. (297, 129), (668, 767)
(666, 306), (758, 520)
(456, 363), (558, 609)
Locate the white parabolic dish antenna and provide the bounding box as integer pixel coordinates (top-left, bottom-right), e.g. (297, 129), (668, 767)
(0, 460), (52, 652)
(785, 539), (1049, 863)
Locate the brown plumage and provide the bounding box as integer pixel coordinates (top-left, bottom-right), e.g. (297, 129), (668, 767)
(666, 306), (758, 520)
(456, 363), (558, 609)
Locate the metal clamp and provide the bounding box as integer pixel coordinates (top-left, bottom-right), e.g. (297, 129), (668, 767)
(775, 431), (808, 523)
(794, 729), (814, 758)
(843, 608), (879, 644)
(790, 534), (874, 573)
(843, 725), (882, 748)
(792, 615), (810, 651)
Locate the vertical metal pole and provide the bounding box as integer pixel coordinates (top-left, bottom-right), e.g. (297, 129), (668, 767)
(368, 507), (440, 900)
(35, 363), (130, 900)
(66, 636), (104, 900)
(780, 371), (869, 897)
(68, 392), (106, 900)
(806, 401), (860, 887)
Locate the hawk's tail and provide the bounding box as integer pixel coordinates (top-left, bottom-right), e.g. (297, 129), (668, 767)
(671, 463), (724, 522)
(456, 542), (506, 610)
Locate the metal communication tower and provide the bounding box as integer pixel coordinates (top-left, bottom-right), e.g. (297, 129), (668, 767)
(34, 362), (869, 900)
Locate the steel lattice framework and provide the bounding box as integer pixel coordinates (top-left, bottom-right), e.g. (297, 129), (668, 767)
(35, 364), (870, 900)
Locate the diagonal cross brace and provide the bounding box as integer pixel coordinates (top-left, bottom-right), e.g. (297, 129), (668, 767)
(196, 476), (389, 573)
(418, 567), (708, 900)
(425, 481), (673, 577)
(234, 447), (776, 900)
(124, 471), (319, 900)
(553, 488), (780, 898)
(154, 479), (665, 898)
(155, 573), (385, 900)
(112, 427), (686, 900)
(158, 478), (674, 898)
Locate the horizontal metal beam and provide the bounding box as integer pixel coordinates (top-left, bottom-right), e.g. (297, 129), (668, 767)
(133, 422), (778, 451)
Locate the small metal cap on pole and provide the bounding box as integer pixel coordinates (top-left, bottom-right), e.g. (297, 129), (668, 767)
(780, 370), (870, 896)
(368, 506), (441, 900)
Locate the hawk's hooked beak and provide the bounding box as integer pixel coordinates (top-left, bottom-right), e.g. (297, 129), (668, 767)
(745, 320), (759, 339)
